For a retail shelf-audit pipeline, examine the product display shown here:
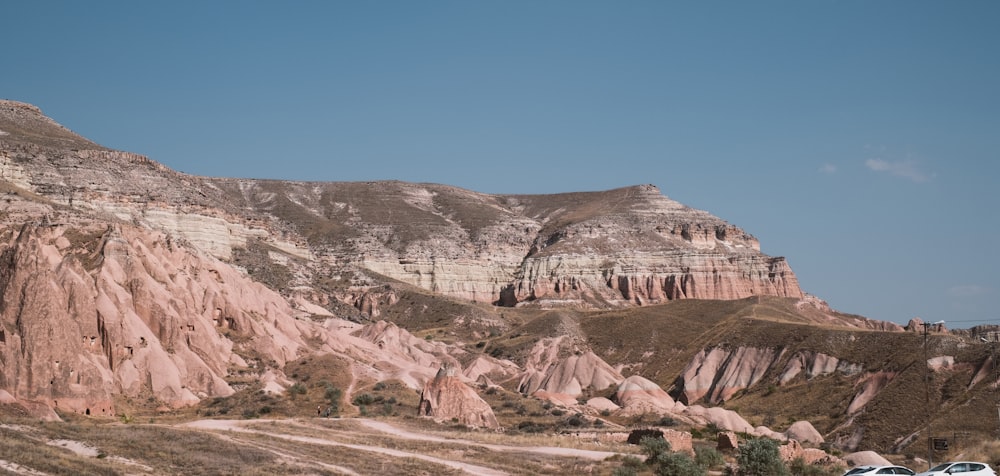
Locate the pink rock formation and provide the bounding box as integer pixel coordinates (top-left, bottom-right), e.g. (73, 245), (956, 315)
(779, 439), (836, 465)
(518, 337), (623, 400)
(614, 375), (682, 415)
(684, 405), (754, 433)
(0, 223), (310, 417)
(905, 318), (947, 334)
(785, 421), (824, 445)
(679, 346), (782, 404)
(418, 364), (499, 429)
(847, 372), (897, 415)
(586, 397), (620, 413)
(779, 351), (861, 385)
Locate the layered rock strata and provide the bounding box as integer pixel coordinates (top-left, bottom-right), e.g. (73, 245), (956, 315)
(1, 102), (806, 311)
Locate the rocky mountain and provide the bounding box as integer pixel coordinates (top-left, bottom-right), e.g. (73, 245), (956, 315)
(2, 99), (998, 462)
(1, 100), (802, 310)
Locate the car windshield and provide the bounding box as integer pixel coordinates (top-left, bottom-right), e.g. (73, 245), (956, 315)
(927, 463), (952, 472)
(846, 467), (874, 475)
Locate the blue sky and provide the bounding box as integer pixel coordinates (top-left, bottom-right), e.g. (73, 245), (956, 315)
(3, 1), (998, 328)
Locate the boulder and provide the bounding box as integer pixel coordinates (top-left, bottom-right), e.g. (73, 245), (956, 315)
(785, 420), (824, 445)
(779, 439), (834, 465)
(684, 405), (754, 433)
(843, 451), (891, 467)
(586, 397), (620, 413)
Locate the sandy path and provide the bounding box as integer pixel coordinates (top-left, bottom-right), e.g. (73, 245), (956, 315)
(355, 418), (622, 461)
(182, 419), (507, 475)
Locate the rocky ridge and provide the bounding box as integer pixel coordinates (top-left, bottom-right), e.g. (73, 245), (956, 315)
(2, 100), (803, 310)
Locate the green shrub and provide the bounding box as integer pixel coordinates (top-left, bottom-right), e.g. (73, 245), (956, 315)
(788, 457), (834, 476)
(353, 392), (378, 407)
(566, 415), (586, 427)
(640, 435), (670, 464)
(612, 467), (638, 476)
(288, 383), (307, 396)
(621, 455), (644, 469)
(323, 384), (342, 415)
(657, 416), (677, 427)
(695, 446), (724, 470)
(736, 438), (788, 476)
(655, 451), (705, 476)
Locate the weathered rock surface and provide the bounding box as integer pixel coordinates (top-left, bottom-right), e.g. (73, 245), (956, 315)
(785, 420), (824, 445)
(517, 337), (623, 401)
(678, 346), (867, 406)
(684, 405), (755, 433)
(779, 439), (837, 465)
(0, 222), (310, 416)
(678, 346), (782, 404)
(779, 351), (863, 385)
(614, 375), (683, 415)
(846, 372), (897, 415)
(418, 364), (499, 429)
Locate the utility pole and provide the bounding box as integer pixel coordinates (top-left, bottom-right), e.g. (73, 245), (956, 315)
(990, 332), (999, 439)
(921, 320), (944, 471)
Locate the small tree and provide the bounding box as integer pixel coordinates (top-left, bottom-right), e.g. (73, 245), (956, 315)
(736, 438), (788, 476)
(695, 446), (725, 470)
(640, 435), (671, 464)
(655, 451), (705, 476)
(324, 383), (342, 416)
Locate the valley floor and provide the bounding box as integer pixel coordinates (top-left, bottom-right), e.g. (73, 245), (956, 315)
(0, 416), (635, 475)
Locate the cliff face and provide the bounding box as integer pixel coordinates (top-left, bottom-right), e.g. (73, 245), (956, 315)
(204, 180), (804, 308)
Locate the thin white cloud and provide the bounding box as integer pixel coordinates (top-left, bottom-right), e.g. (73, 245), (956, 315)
(865, 158), (931, 183)
(947, 284), (989, 298)
(819, 164), (837, 174)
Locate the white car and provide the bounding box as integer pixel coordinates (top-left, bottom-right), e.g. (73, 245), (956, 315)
(914, 462), (996, 476)
(844, 465), (916, 475)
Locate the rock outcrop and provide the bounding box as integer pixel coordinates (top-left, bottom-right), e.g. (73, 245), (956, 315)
(418, 364), (499, 429)
(678, 346), (867, 406)
(517, 337), (623, 402)
(0, 222), (310, 416)
(785, 421), (824, 445)
(846, 372), (897, 415)
(614, 375), (684, 415)
(779, 351), (863, 385)
(678, 347), (783, 404)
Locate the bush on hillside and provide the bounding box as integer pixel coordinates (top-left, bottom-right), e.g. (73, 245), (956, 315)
(736, 438), (788, 476)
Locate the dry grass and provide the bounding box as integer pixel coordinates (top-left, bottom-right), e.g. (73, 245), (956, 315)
(0, 414), (633, 475)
